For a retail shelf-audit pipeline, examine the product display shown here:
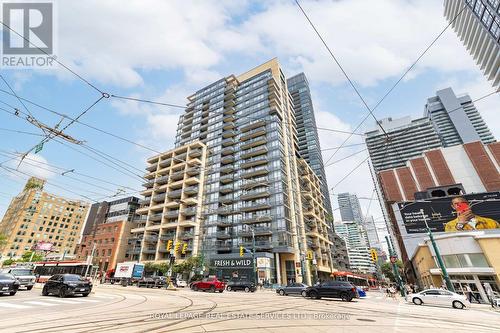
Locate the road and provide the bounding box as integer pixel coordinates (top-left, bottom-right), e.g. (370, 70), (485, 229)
(0, 285), (498, 332)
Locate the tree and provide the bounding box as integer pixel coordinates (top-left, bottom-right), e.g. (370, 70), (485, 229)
(381, 260), (403, 282)
(3, 258), (15, 266)
(0, 233), (7, 247)
(144, 262), (170, 276)
(21, 251), (44, 262)
(172, 256), (202, 277)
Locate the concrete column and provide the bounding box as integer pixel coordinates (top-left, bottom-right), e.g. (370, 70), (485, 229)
(275, 253), (281, 285)
(473, 275), (488, 303)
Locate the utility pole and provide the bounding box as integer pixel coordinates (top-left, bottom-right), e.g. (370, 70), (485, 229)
(385, 235), (405, 297)
(420, 209), (454, 292)
(84, 243), (96, 278)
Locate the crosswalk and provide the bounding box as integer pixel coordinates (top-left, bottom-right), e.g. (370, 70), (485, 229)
(0, 293), (117, 310)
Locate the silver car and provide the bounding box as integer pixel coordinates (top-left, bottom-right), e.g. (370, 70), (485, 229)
(406, 289), (470, 309)
(276, 283), (309, 297)
(1, 268), (36, 290)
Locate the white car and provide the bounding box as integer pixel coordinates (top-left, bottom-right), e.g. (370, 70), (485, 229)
(406, 289), (470, 309)
(176, 279), (187, 288)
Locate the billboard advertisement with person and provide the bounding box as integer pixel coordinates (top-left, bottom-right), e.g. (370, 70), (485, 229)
(397, 192), (500, 234)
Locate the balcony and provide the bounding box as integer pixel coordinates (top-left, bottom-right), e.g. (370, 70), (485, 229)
(241, 241), (272, 250)
(164, 210), (179, 218)
(241, 166), (268, 179)
(184, 185), (199, 195)
(149, 213), (163, 222)
(216, 206), (234, 215)
(219, 195), (234, 204)
(223, 106), (235, 115)
(139, 198), (151, 205)
(222, 130), (237, 138)
(241, 156), (268, 169)
(146, 164), (157, 172)
(167, 189), (182, 199)
(144, 235), (158, 242)
(142, 180), (154, 188)
(307, 240), (319, 249)
(189, 148), (203, 158)
(241, 202), (271, 212)
(216, 219), (232, 227)
(239, 227), (272, 236)
(221, 147), (234, 156)
(240, 127), (267, 141)
(224, 99), (235, 108)
(180, 232), (194, 240)
(219, 185), (233, 194)
(240, 146), (268, 159)
(240, 178), (268, 189)
(186, 167), (199, 176)
(152, 193), (166, 202)
(160, 233), (176, 241)
(241, 215), (272, 224)
(240, 136), (267, 150)
(216, 241), (232, 251)
(220, 165), (234, 174)
(170, 171), (185, 181)
(240, 119), (266, 132)
(143, 247), (157, 254)
(221, 138), (235, 147)
(219, 174), (233, 184)
(156, 175), (169, 185)
(182, 207), (197, 216)
(127, 248), (141, 255)
(159, 158), (172, 168)
(220, 156), (235, 165)
(240, 189), (270, 201)
(215, 231), (231, 239)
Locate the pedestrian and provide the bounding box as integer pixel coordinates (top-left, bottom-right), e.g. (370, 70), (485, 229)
(465, 285), (479, 304)
(429, 284), (435, 289)
(484, 283), (495, 308)
(440, 282), (447, 290)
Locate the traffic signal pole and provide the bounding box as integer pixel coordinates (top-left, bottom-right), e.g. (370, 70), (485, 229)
(385, 236), (405, 297)
(420, 209), (454, 292)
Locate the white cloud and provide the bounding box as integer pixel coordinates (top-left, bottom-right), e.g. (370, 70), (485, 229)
(5, 154), (55, 180)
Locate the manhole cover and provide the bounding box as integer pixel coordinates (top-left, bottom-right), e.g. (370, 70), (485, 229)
(356, 318), (376, 322)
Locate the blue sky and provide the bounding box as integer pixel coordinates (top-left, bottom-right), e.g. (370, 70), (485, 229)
(1, 0), (499, 241)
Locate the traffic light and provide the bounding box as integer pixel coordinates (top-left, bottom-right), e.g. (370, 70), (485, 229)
(166, 240), (173, 251)
(370, 249), (378, 262)
(182, 243), (188, 254)
(174, 242), (180, 253)
(239, 246), (244, 257)
(306, 250), (313, 260)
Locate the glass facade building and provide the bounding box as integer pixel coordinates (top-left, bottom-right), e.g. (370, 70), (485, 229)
(287, 73), (333, 218)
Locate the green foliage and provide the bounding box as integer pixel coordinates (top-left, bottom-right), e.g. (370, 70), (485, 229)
(172, 256), (203, 276)
(381, 260), (403, 282)
(21, 251), (44, 262)
(144, 262), (170, 276)
(3, 258), (15, 266)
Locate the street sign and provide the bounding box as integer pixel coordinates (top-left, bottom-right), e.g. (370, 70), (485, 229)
(34, 142), (44, 154)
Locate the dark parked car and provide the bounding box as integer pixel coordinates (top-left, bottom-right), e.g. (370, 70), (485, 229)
(304, 280), (358, 301)
(1, 267), (36, 290)
(137, 276), (166, 288)
(42, 274), (92, 298)
(226, 281), (256, 292)
(276, 283), (309, 297)
(0, 273), (20, 296)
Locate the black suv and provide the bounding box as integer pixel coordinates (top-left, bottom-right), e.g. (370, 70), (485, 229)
(226, 281), (256, 292)
(42, 274), (92, 298)
(304, 280), (358, 301)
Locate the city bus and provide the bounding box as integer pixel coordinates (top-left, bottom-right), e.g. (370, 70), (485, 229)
(33, 261), (98, 282)
(331, 271), (379, 290)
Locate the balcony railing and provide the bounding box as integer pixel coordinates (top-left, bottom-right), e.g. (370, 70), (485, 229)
(241, 214), (272, 224)
(215, 231), (231, 239)
(241, 166), (268, 179)
(167, 189), (182, 198)
(241, 201), (271, 212)
(241, 146), (268, 159)
(143, 247), (157, 254)
(183, 207), (197, 216)
(165, 210), (180, 218)
(156, 175), (169, 185)
(149, 213), (163, 222)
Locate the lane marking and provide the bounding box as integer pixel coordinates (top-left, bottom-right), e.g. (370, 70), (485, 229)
(24, 301), (58, 306)
(41, 299), (83, 304)
(0, 303), (32, 309)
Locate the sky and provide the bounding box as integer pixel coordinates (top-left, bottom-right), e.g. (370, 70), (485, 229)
(0, 0), (499, 252)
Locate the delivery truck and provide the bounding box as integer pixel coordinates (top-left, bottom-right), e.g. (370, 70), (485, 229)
(106, 262), (144, 285)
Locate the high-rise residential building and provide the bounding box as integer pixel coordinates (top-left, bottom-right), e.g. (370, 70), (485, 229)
(330, 233), (350, 271)
(166, 58), (333, 284)
(365, 116), (443, 172)
(362, 215), (382, 251)
(75, 196), (140, 272)
(0, 177), (89, 260)
(132, 142), (207, 263)
(337, 192), (364, 223)
(444, 0), (500, 89)
(287, 73), (333, 217)
(334, 220), (375, 274)
(425, 87), (495, 147)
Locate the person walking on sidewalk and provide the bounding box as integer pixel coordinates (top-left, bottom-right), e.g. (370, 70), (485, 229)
(484, 283), (495, 308)
(465, 285), (480, 304)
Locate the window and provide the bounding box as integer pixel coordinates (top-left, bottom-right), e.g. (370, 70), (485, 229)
(468, 253), (489, 267)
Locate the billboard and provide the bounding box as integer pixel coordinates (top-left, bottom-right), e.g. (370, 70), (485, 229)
(34, 241), (55, 252)
(397, 192), (500, 234)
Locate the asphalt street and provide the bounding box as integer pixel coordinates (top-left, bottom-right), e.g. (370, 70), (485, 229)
(0, 285), (498, 332)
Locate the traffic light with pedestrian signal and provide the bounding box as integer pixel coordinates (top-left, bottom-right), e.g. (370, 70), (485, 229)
(166, 240), (173, 251)
(370, 249), (378, 262)
(182, 243), (188, 254)
(240, 246), (244, 257)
